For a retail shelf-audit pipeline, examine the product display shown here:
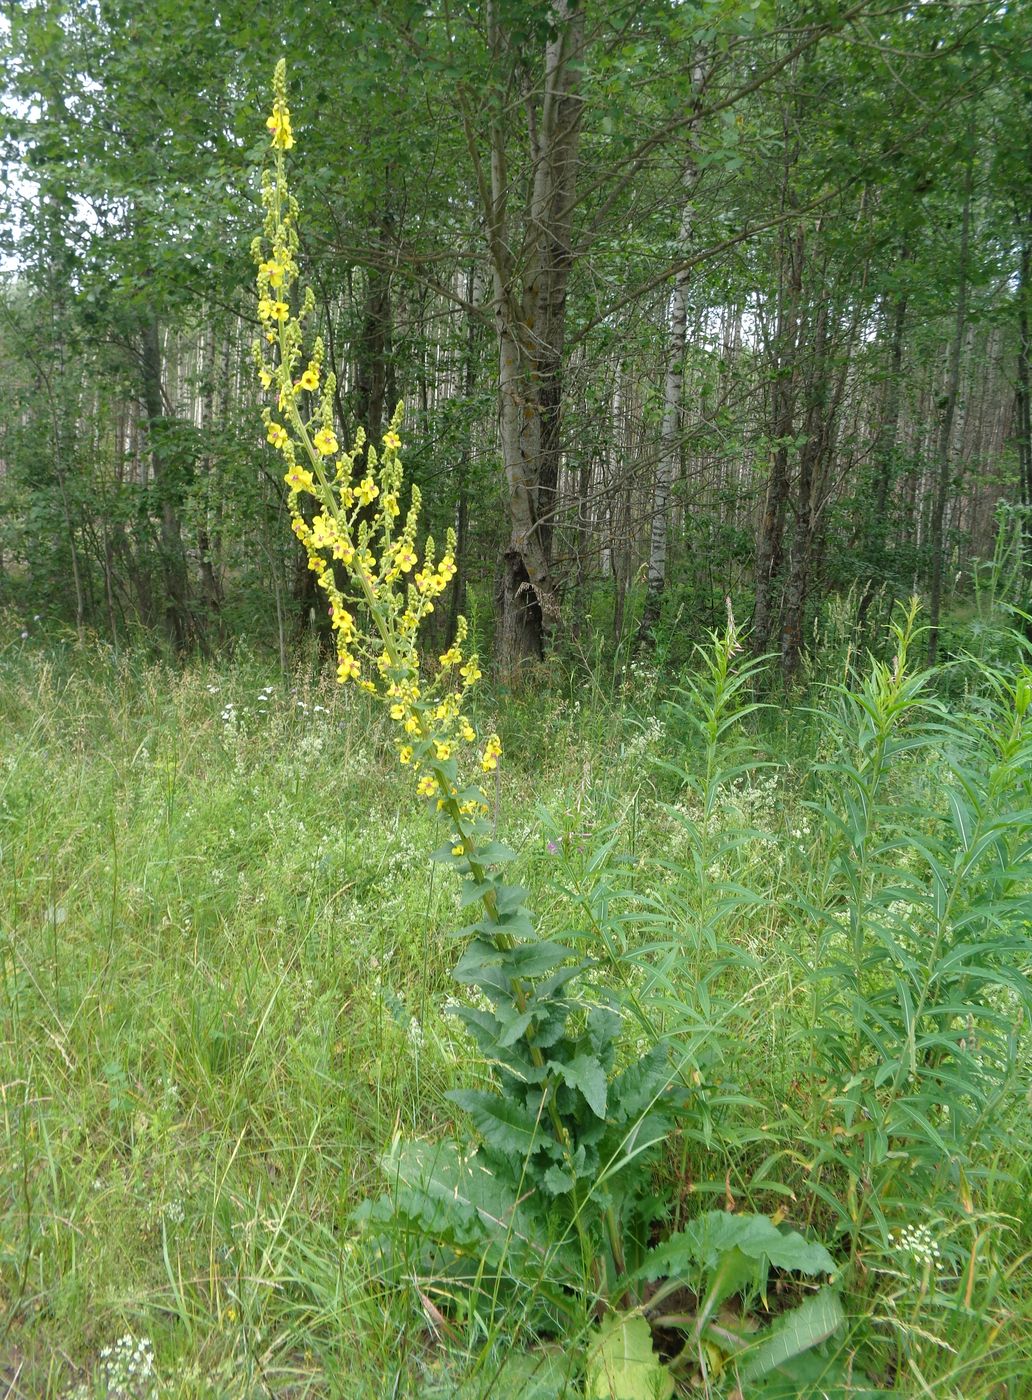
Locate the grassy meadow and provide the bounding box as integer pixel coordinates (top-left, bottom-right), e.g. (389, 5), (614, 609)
(1, 620), (1030, 1397)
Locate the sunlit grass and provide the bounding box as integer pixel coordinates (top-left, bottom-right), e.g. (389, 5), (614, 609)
(1, 636), (1029, 1396)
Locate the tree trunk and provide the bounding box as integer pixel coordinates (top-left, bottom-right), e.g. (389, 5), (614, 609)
(928, 131), (973, 665)
(140, 316), (193, 650)
(857, 282), (908, 632)
(752, 218), (805, 655)
(476, 0), (584, 674)
(638, 58), (708, 646)
(446, 266), (483, 642)
(354, 223), (395, 442)
(1016, 218), (1032, 580)
(780, 302), (829, 679)
(196, 324), (223, 630)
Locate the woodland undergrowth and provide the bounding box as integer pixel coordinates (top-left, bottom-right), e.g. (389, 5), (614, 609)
(0, 607), (1029, 1397)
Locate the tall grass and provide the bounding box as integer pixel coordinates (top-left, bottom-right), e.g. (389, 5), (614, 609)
(1, 621), (1029, 1396)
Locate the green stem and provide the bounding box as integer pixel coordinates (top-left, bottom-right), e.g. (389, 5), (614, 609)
(434, 778), (598, 1289)
(271, 142), (597, 1294)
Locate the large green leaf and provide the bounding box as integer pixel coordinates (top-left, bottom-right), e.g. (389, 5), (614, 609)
(465, 1348), (575, 1399)
(739, 1287), (846, 1381)
(585, 1315), (674, 1400)
(447, 1089), (541, 1155)
(552, 1052), (608, 1117)
(640, 1211), (837, 1286)
(376, 1138), (553, 1262)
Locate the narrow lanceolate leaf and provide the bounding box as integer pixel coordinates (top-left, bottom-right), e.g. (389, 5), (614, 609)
(552, 1052), (608, 1117)
(447, 1089), (540, 1155)
(739, 1287), (846, 1381)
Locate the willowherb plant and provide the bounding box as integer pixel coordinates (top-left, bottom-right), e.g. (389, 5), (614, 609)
(800, 601), (1032, 1256)
(252, 65), (848, 1394)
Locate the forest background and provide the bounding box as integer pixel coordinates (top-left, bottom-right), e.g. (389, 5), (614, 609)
(1, 0), (1030, 668)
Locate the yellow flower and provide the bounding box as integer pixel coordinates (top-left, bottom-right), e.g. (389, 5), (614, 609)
(337, 654), (360, 683)
(460, 658), (482, 686)
(267, 422), (288, 449)
(258, 367), (273, 390)
(481, 733), (502, 772)
(403, 714), (420, 735)
(439, 646), (461, 667)
(434, 741), (453, 761)
(299, 366), (319, 392)
(383, 494), (400, 518)
(390, 702), (406, 721)
(438, 556), (457, 582)
(260, 258), (286, 287)
(267, 109), (294, 150)
(417, 775), (436, 798)
(452, 843), (464, 856)
(399, 745), (413, 765)
(458, 719), (476, 743)
(330, 605), (354, 637)
(395, 545), (417, 573)
(383, 430), (401, 451)
(355, 477), (379, 507)
(314, 427), (339, 456)
(284, 464), (314, 493)
(310, 514), (337, 549)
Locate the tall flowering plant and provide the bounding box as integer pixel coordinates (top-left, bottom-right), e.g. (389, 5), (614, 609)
(251, 52), (688, 1312)
(253, 62), (499, 841)
(252, 61), (680, 1296)
(248, 70), (851, 1391)
(245, 68), (844, 1389)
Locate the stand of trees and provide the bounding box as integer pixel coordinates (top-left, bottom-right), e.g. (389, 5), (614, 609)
(1, 0), (1029, 676)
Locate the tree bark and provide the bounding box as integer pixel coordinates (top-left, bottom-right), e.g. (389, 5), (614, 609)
(140, 316), (193, 650)
(928, 131), (973, 665)
(196, 324), (223, 631)
(638, 57), (709, 646)
(475, 0), (585, 673)
(354, 220), (395, 442)
(752, 219), (804, 655)
(1016, 218), (1032, 580)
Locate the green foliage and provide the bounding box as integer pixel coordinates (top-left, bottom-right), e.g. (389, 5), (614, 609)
(355, 621), (850, 1396)
(585, 1315), (673, 1400)
(358, 833), (692, 1311)
(1, 620), (1031, 1394)
(635, 1210), (844, 1393)
(798, 603), (1032, 1245)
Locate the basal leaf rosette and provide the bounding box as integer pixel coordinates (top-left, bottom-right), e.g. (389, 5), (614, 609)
(251, 61), (500, 819)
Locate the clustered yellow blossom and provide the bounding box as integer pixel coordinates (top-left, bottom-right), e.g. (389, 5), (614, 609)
(251, 61), (500, 819)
